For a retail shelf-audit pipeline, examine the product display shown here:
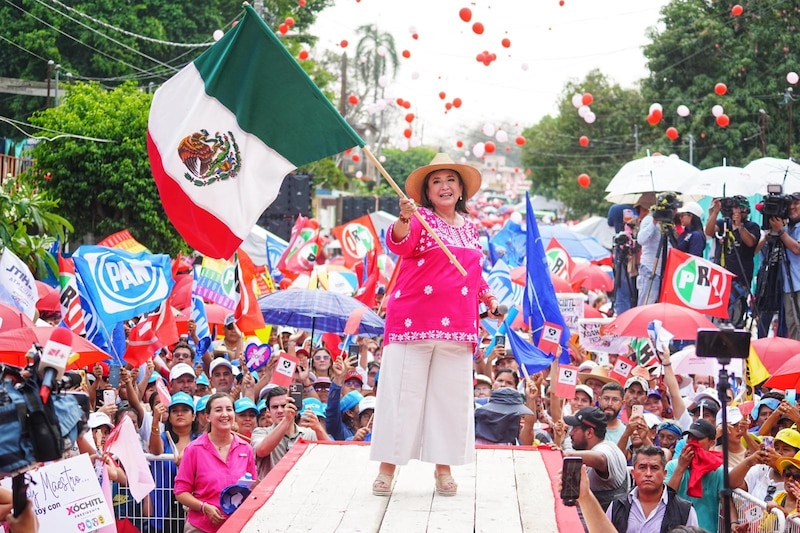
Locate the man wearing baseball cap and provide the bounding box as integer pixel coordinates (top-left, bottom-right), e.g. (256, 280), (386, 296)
(169, 363), (197, 396)
(562, 406), (629, 510)
(210, 358), (235, 394)
(666, 419), (724, 532)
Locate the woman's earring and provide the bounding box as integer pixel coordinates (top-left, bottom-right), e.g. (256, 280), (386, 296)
(459, 196), (463, 201)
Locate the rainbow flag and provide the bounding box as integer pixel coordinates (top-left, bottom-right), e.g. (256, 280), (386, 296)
(193, 256), (236, 310)
(97, 229), (150, 254)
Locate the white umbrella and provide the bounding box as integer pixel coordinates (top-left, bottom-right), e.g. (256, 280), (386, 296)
(679, 166), (761, 198)
(744, 157), (800, 193)
(605, 155), (698, 203)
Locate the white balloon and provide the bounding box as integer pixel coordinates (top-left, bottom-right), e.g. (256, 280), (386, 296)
(410, 138), (421, 148)
(482, 124), (496, 137)
(460, 157), (467, 163)
(377, 45), (387, 57)
(676, 104), (691, 117)
(398, 139), (409, 151)
(473, 142), (486, 158)
(355, 171), (363, 178)
(465, 151), (471, 157)
(789, 72), (800, 85)
(578, 105), (590, 118)
(649, 103), (663, 114)
(212, 30), (224, 41)
(572, 94), (583, 108)
(712, 104), (724, 118)
(584, 112), (596, 124)
(408, 25), (417, 34)
(509, 211), (523, 225)
(495, 130), (508, 143)
(411, 71), (420, 80)
(379, 155), (386, 163)
(521, 62), (529, 71)
(378, 75), (389, 87)
(495, 174), (502, 181)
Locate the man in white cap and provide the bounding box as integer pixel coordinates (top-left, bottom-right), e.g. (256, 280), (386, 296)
(169, 362), (197, 396)
(210, 358), (235, 394)
(351, 396), (376, 442)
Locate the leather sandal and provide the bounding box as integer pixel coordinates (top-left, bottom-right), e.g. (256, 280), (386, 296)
(372, 473), (394, 496)
(434, 473), (457, 496)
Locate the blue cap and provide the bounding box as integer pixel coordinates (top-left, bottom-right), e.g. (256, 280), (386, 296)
(195, 394), (211, 413)
(339, 390), (364, 413)
(234, 397), (258, 414)
(148, 374), (159, 384)
(752, 398), (781, 419)
(196, 373), (210, 387)
(302, 397), (326, 418)
(169, 392), (195, 412)
(257, 399), (267, 412)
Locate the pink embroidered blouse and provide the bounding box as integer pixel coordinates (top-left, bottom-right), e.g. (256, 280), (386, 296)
(384, 207), (493, 347)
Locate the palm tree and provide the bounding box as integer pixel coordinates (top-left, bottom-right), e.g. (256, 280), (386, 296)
(354, 25), (399, 104)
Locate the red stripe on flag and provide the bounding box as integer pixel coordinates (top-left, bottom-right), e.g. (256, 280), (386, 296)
(147, 131), (242, 259)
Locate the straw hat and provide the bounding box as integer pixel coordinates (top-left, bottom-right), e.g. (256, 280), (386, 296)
(404, 153), (482, 204)
(578, 366), (615, 386)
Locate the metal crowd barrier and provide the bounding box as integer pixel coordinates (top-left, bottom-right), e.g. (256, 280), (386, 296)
(786, 516), (800, 533)
(731, 488), (786, 533)
(113, 453), (186, 533)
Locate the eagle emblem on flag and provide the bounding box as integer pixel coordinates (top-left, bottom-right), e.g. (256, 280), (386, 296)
(177, 129), (242, 187)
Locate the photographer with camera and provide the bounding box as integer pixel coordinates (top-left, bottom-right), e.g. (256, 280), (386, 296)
(637, 193), (679, 306)
(764, 193), (800, 339)
(608, 201), (641, 315)
(705, 196), (759, 327)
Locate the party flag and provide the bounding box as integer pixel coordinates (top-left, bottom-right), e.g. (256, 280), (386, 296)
(660, 248), (734, 319)
(505, 325), (555, 376)
(277, 214), (321, 278)
(147, 4), (362, 259)
(193, 256), (236, 310)
(58, 254), (86, 335)
(745, 345), (770, 400)
(97, 229), (150, 254)
(233, 252), (266, 334)
(545, 237), (574, 280)
(331, 215), (383, 268)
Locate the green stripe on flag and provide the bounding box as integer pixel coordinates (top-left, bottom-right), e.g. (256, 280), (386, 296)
(194, 5), (363, 166)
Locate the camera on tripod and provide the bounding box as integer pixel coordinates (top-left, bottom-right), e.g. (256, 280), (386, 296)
(652, 192), (682, 223)
(719, 197), (742, 219)
(756, 184), (792, 230)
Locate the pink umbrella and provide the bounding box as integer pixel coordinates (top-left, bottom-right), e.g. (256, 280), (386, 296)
(607, 302), (716, 340)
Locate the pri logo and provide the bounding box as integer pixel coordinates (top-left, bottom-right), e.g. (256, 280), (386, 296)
(341, 223), (375, 260)
(84, 251), (171, 315)
(546, 248), (570, 279)
(672, 257), (729, 310)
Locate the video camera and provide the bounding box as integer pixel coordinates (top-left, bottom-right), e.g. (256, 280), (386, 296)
(613, 221), (640, 256)
(756, 184), (793, 231)
(652, 192), (682, 223)
(719, 196), (750, 219)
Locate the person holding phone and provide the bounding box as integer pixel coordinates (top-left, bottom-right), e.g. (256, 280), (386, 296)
(369, 153), (501, 498)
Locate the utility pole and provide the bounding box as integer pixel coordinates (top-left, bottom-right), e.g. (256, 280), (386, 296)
(759, 109), (767, 156)
(54, 64), (61, 106)
(784, 88), (795, 158)
(46, 60), (54, 107)
(688, 134), (694, 165)
(633, 124), (639, 154)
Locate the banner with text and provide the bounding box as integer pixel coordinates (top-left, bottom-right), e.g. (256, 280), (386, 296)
(578, 318), (630, 354)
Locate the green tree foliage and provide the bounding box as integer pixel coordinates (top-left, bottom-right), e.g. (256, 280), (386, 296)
(27, 82), (185, 254)
(641, 0), (800, 167)
(367, 146), (437, 196)
(520, 70), (655, 217)
(0, 175), (72, 278)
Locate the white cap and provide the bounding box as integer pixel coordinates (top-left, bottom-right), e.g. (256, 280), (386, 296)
(359, 395), (376, 414)
(475, 374), (493, 386)
(575, 384), (594, 401)
(578, 360), (598, 373)
(88, 412), (113, 429)
(169, 363), (195, 382)
(716, 405), (744, 426)
(643, 412), (661, 429)
(210, 358), (233, 375)
(277, 326), (296, 335)
(680, 201), (704, 219)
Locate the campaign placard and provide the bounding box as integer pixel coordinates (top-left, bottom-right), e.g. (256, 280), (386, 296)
(557, 293), (584, 335)
(269, 353), (298, 388)
(578, 318), (630, 354)
(538, 322), (563, 356)
(610, 356), (636, 385)
(555, 364), (579, 399)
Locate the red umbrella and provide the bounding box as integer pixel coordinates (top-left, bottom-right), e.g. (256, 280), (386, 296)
(570, 263), (614, 292)
(763, 356), (800, 390)
(510, 266), (573, 293)
(34, 281), (60, 313)
(751, 337), (800, 373)
(0, 303), (35, 333)
(0, 326), (109, 368)
(583, 303), (604, 318)
(607, 302), (716, 340)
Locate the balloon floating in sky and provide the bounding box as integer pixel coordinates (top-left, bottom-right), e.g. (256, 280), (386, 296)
(298, 50), (308, 60)
(377, 46), (387, 57)
(459, 7), (472, 22)
(483, 123), (496, 137)
(501, 38), (511, 48)
(348, 95), (359, 105)
(649, 103), (663, 114)
(472, 22), (485, 35)
(716, 114), (730, 127)
(515, 136), (526, 146)
(403, 128), (412, 139)
(676, 104), (691, 117)
(495, 130), (508, 143)
(714, 83), (727, 95)
(476, 51), (497, 66)
(402, 50), (411, 58)
(731, 4), (743, 16)
(666, 127), (679, 140)
(579, 136), (589, 147)
(456, 140), (464, 148)
(521, 63), (529, 71)
(473, 142), (486, 158)
(278, 23), (288, 34)
(484, 141), (496, 154)
(285, 17), (295, 27)
(340, 40), (349, 48)
(439, 91), (446, 100)
(578, 173), (591, 188)
(212, 30), (224, 41)
(405, 113), (415, 123)
(452, 97), (463, 108)
(571, 94), (583, 108)
(578, 105), (590, 118)
(582, 93), (593, 106)
(711, 104), (724, 117)
(788, 72), (799, 85)
(584, 112), (596, 124)
(298, 0), (306, 6)
(352, 154), (360, 163)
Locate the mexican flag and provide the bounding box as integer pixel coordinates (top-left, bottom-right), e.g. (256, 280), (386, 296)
(147, 5), (363, 259)
(660, 248), (734, 319)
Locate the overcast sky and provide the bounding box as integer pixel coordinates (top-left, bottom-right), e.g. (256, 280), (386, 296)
(310, 0), (671, 146)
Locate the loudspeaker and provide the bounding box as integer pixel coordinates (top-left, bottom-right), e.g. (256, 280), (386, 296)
(258, 173), (311, 236)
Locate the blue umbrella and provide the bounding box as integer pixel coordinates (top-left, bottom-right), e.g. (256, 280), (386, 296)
(257, 288), (385, 336)
(538, 225), (610, 262)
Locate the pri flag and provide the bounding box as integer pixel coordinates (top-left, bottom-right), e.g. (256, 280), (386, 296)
(58, 254), (86, 335)
(147, 4), (362, 260)
(660, 248), (734, 319)
(277, 215), (321, 278)
(331, 215), (383, 268)
(545, 237), (574, 280)
(522, 193), (570, 364)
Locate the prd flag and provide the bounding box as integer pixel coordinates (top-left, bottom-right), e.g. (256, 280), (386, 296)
(660, 248), (734, 319)
(147, 4), (363, 260)
(331, 215), (383, 268)
(545, 237), (574, 280)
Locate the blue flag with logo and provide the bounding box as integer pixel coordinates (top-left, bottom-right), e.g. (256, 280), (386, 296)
(489, 219), (526, 267)
(191, 271), (212, 361)
(506, 324), (555, 375)
(522, 193), (570, 364)
(72, 246), (174, 327)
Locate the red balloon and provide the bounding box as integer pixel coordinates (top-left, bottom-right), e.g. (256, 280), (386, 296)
(298, 50), (309, 60)
(501, 38), (511, 48)
(445, 102), (453, 111)
(578, 173), (591, 188)
(452, 97), (463, 108)
(348, 94), (359, 105)
(666, 126), (679, 140)
(714, 82), (727, 95)
(439, 91), (446, 100)
(484, 141), (496, 154)
(459, 7), (472, 22)
(352, 154), (360, 162)
(405, 113), (415, 123)
(515, 135), (526, 146)
(412, 33), (419, 40)
(716, 114), (730, 127)
(456, 140), (464, 148)
(340, 40), (349, 48)
(402, 50), (411, 59)
(559, 0), (565, 5)
(285, 17), (295, 27)
(579, 135), (589, 147)
(396, 98), (405, 106)
(647, 113), (660, 126)
(403, 128), (412, 139)
(298, 0), (306, 6)
(472, 22), (484, 35)
(731, 4), (743, 16)
(403, 101), (411, 109)
(582, 93), (593, 106)
(651, 109), (663, 121)
(278, 23), (288, 34)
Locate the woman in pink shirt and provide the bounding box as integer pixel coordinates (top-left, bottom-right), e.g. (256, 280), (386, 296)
(370, 153), (501, 497)
(174, 393), (257, 532)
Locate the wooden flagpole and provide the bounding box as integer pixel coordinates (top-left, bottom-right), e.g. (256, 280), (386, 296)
(363, 147), (467, 276)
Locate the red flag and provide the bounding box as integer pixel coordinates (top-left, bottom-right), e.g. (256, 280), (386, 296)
(276, 215), (320, 278)
(58, 254), (86, 335)
(331, 214), (383, 268)
(354, 250), (380, 309)
(124, 300), (179, 367)
(545, 237), (574, 280)
(234, 252), (266, 334)
(170, 253), (194, 310)
(660, 248), (734, 319)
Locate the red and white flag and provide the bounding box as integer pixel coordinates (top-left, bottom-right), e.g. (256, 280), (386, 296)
(660, 248), (734, 319)
(58, 254), (86, 335)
